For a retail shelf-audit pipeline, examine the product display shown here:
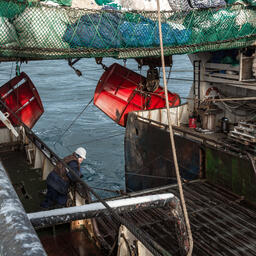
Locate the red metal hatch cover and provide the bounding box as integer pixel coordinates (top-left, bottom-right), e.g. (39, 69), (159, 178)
(94, 63), (180, 127)
(0, 72), (44, 128)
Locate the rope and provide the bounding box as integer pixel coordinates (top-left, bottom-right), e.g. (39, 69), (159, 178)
(66, 132), (124, 147)
(120, 233), (132, 256)
(126, 172), (177, 181)
(166, 67), (172, 84)
(16, 61), (21, 76)
(89, 186), (126, 195)
(53, 97), (93, 147)
(9, 62), (14, 80)
(205, 96), (256, 102)
(161, 77), (193, 82)
(156, 1), (193, 255)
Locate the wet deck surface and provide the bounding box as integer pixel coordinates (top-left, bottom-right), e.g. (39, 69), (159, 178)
(0, 149), (103, 256)
(0, 149), (46, 213)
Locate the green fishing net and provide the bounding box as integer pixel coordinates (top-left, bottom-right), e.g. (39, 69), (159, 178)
(41, 0), (72, 6)
(0, 0), (256, 60)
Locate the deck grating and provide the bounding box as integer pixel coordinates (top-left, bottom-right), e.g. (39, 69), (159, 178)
(1, 149), (256, 255)
(95, 181), (256, 256)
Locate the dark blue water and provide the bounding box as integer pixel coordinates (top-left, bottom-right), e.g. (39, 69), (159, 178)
(0, 56), (192, 197)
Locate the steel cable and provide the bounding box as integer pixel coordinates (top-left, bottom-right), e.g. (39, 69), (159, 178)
(126, 172), (177, 181)
(53, 97), (93, 147)
(66, 132), (124, 147)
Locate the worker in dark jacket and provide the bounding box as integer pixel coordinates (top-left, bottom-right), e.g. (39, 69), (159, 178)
(40, 147), (86, 209)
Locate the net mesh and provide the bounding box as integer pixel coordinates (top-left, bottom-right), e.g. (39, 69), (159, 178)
(0, 0), (256, 60)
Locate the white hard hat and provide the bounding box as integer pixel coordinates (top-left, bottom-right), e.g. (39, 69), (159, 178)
(75, 147), (86, 159)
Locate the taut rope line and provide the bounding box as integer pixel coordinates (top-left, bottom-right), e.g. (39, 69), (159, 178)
(53, 97), (93, 147)
(156, 0), (194, 255)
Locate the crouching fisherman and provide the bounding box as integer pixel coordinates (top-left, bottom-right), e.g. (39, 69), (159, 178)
(41, 147), (86, 209)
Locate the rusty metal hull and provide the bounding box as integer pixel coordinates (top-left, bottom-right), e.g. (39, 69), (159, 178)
(125, 112), (200, 192)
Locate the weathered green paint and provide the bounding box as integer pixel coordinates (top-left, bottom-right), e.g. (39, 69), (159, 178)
(206, 147), (256, 203)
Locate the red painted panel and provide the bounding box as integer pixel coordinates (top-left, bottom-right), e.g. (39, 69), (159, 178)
(0, 72), (44, 128)
(94, 63), (180, 127)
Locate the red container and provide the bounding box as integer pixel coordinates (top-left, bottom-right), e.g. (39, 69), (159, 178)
(189, 117), (196, 128)
(0, 72), (44, 128)
(94, 63), (180, 127)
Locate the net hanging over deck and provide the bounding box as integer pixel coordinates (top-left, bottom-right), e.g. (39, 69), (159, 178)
(0, 0), (256, 60)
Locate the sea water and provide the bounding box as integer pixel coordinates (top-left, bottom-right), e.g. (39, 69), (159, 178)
(0, 55), (192, 197)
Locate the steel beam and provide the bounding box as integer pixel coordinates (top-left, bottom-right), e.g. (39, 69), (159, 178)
(28, 193), (175, 229)
(28, 193), (190, 255)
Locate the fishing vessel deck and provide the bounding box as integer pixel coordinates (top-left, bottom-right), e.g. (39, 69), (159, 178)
(3, 140), (256, 255)
(0, 0), (256, 252)
(74, 179), (256, 255)
(0, 147), (103, 256)
(123, 180), (256, 256)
